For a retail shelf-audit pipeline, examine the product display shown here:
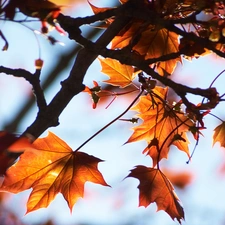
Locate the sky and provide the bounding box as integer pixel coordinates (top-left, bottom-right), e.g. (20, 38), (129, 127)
(1, 1), (225, 225)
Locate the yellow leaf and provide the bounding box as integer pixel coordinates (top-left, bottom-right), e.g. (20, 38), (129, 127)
(213, 121), (225, 147)
(0, 132), (109, 213)
(99, 58), (135, 88)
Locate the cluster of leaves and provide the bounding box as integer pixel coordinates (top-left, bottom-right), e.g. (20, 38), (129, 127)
(1, 0), (225, 224)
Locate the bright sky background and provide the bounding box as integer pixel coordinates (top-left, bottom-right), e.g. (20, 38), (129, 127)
(1, 1), (225, 225)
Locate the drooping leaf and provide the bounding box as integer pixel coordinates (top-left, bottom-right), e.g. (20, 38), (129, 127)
(213, 121), (225, 147)
(0, 132), (109, 213)
(127, 166), (184, 223)
(126, 86), (194, 166)
(99, 58), (135, 88)
(0, 131), (33, 175)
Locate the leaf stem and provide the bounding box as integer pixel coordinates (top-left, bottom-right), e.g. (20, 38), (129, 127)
(157, 116), (191, 166)
(74, 90), (144, 152)
(208, 112), (224, 122)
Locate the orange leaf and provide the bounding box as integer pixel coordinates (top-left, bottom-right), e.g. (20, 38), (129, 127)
(127, 166), (184, 223)
(213, 121), (225, 147)
(126, 86), (193, 166)
(134, 28), (181, 75)
(112, 24), (181, 75)
(111, 22), (141, 50)
(0, 132), (109, 213)
(99, 58), (135, 88)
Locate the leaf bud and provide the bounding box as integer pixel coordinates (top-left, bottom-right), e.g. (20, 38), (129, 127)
(35, 59), (44, 70)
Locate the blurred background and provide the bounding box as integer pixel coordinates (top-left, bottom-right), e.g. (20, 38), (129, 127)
(1, 0), (225, 225)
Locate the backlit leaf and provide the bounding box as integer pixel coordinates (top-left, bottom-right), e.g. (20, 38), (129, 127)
(213, 121), (225, 147)
(99, 58), (135, 88)
(133, 28), (181, 75)
(126, 86), (193, 166)
(127, 166), (184, 223)
(112, 24), (181, 75)
(0, 132), (109, 213)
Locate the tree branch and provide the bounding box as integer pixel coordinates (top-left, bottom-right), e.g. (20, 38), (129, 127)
(24, 12), (132, 138)
(0, 66), (47, 110)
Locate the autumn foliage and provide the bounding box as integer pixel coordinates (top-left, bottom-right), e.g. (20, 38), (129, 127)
(1, 0), (225, 224)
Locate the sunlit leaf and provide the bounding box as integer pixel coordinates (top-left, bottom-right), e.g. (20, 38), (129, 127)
(112, 24), (181, 75)
(127, 166), (184, 223)
(99, 58), (135, 88)
(0, 132), (109, 213)
(126, 86), (193, 166)
(134, 28), (181, 75)
(213, 121), (225, 147)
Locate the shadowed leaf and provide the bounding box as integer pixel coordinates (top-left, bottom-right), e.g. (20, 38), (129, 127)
(127, 165), (184, 224)
(0, 131), (33, 175)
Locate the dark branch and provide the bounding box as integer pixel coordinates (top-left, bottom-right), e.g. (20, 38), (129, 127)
(0, 66), (47, 110)
(24, 12), (132, 138)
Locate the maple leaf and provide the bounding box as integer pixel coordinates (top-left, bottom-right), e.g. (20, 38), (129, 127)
(0, 132), (109, 213)
(111, 23), (181, 75)
(127, 166), (184, 223)
(133, 28), (181, 75)
(213, 121), (225, 147)
(99, 58), (135, 88)
(126, 86), (194, 166)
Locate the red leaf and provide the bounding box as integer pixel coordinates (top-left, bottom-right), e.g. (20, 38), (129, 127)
(0, 131), (33, 175)
(127, 166), (184, 223)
